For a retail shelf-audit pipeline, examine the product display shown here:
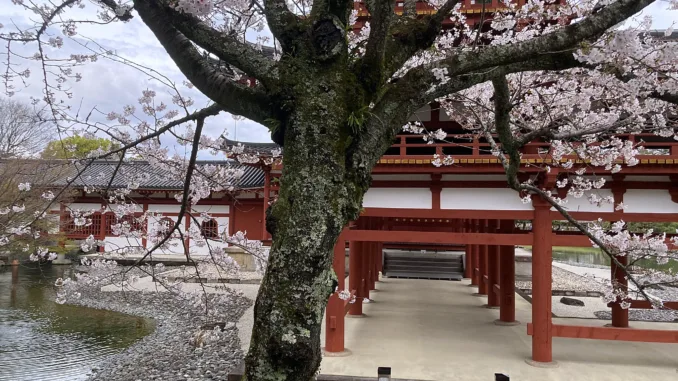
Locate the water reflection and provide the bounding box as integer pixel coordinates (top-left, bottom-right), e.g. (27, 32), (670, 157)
(553, 250), (678, 273)
(0, 264), (154, 381)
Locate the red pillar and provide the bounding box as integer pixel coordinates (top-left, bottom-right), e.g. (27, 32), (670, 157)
(463, 220), (472, 279)
(369, 242), (376, 290)
(530, 198), (554, 365)
(610, 255), (629, 328)
(477, 220), (488, 295)
(376, 242), (383, 276)
(470, 219), (479, 287)
(487, 221), (500, 308)
(262, 168), (271, 240)
(325, 230), (346, 353)
(362, 240), (371, 300)
(497, 220), (519, 325)
(348, 240), (364, 316)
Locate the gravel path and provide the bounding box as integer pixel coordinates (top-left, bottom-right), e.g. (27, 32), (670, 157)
(69, 288), (252, 381)
(515, 264), (607, 293)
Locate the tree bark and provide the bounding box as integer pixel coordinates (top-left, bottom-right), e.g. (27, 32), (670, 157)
(244, 76), (365, 380)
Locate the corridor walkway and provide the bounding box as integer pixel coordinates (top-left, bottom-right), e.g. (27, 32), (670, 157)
(320, 278), (678, 381)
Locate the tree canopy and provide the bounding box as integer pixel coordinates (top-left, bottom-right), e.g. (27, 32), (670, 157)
(41, 135), (122, 159)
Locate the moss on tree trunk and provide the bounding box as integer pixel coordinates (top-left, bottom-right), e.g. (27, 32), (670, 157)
(243, 75), (368, 380)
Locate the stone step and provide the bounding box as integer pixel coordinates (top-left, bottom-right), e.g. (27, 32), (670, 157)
(383, 270), (463, 281)
(385, 264), (463, 272)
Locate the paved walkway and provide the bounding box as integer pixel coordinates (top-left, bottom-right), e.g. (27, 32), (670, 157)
(320, 278), (678, 381)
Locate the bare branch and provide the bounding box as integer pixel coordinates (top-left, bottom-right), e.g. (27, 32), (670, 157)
(357, 0), (396, 94)
(407, 0), (656, 92)
(262, 0), (302, 50)
(155, 1), (279, 85)
(133, 0), (277, 126)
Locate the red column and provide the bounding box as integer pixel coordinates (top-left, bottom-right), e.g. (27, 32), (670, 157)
(348, 240), (364, 316)
(610, 255), (629, 328)
(470, 219), (479, 287)
(463, 220), (472, 279)
(325, 230), (346, 353)
(477, 220), (488, 295)
(530, 198), (554, 365)
(497, 220), (519, 325)
(376, 242), (383, 276)
(362, 240), (371, 300)
(262, 168), (271, 240)
(367, 242), (377, 290)
(487, 221), (500, 308)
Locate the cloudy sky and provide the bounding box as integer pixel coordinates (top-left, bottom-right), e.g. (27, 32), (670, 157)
(1, 1), (676, 159)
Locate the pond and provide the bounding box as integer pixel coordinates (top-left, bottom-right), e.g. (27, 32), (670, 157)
(0, 264), (154, 381)
(553, 248), (678, 273)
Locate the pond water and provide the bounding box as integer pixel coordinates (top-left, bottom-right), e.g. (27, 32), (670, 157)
(553, 249), (678, 273)
(0, 264), (154, 381)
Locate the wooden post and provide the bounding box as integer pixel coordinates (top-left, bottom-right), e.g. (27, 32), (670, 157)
(363, 240), (372, 297)
(368, 242), (377, 290)
(497, 220), (519, 325)
(470, 219), (479, 287)
(610, 255), (629, 328)
(376, 242), (383, 276)
(476, 220), (488, 296)
(262, 168), (271, 240)
(325, 230), (347, 353)
(348, 240), (364, 316)
(487, 220), (500, 308)
(464, 220), (472, 279)
(529, 198), (555, 365)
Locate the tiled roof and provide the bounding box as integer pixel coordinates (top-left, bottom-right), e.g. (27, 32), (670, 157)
(52, 160), (264, 190)
(222, 138), (281, 156)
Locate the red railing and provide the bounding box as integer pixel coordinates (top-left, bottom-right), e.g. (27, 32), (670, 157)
(380, 133), (678, 163)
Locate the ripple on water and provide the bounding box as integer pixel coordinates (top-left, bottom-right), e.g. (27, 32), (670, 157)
(0, 265), (154, 381)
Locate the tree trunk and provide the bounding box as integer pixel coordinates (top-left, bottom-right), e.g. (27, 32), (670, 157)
(244, 84), (366, 380)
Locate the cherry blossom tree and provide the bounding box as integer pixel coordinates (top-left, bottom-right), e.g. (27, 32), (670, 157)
(1, 0), (678, 379)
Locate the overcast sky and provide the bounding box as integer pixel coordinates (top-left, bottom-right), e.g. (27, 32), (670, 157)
(1, 1), (676, 159)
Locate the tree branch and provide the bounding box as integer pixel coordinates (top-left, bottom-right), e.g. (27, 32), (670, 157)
(403, 0), (656, 90)
(133, 0), (277, 126)
(491, 75), (521, 189)
(262, 0), (302, 50)
(357, 0), (396, 94)
(153, 0), (279, 86)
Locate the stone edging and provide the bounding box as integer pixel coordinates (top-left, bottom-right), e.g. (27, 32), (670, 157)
(517, 288), (603, 297)
(227, 362), (425, 381)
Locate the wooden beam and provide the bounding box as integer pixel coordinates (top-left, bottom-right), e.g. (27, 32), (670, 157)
(344, 229), (533, 245)
(527, 323), (678, 343)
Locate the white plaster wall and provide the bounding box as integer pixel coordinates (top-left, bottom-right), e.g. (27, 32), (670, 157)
(408, 105), (431, 122)
(48, 204), (61, 212)
(441, 175), (507, 181)
(363, 188), (432, 209)
(624, 189), (678, 213)
(439, 108), (453, 121)
(191, 205), (230, 214)
(372, 174), (431, 181)
(441, 188), (531, 210)
(236, 193), (257, 199)
(145, 215), (186, 254)
(47, 214), (60, 234)
(68, 203), (102, 211)
(188, 216), (229, 255)
(148, 204), (181, 214)
(557, 189), (614, 213)
(107, 203), (143, 213)
(104, 236), (143, 252)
